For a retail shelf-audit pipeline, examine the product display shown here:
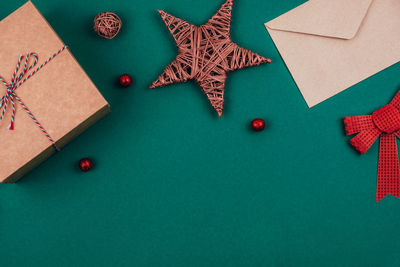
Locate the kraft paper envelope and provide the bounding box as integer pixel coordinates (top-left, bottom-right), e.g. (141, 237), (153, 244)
(265, 0), (400, 107)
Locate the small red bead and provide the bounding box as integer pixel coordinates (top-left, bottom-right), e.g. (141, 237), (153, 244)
(79, 158), (93, 172)
(251, 118), (266, 132)
(119, 74), (133, 88)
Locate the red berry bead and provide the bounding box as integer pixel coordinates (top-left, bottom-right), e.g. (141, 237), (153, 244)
(251, 118), (266, 132)
(79, 158), (93, 172)
(119, 74), (132, 87)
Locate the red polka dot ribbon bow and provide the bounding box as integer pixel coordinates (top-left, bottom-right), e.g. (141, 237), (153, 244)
(344, 90), (400, 201)
(0, 46), (67, 150)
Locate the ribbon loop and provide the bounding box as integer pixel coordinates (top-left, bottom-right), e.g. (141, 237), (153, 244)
(372, 104), (400, 134)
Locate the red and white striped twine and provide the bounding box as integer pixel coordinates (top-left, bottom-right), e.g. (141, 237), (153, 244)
(0, 46), (68, 151)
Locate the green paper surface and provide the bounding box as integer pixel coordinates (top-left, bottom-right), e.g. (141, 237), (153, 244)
(1, 0), (400, 266)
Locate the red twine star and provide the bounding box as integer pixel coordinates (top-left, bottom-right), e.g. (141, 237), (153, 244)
(344, 90), (400, 201)
(150, 0), (271, 117)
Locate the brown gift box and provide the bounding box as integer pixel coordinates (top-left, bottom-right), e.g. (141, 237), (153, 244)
(0, 1), (110, 183)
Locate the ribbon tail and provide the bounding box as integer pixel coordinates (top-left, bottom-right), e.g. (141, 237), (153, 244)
(344, 115), (375, 135)
(377, 134), (400, 201)
(349, 128), (381, 154)
(0, 96), (9, 121)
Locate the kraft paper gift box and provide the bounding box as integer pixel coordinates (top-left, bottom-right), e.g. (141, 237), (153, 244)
(265, 0), (400, 107)
(0, 1), (110, 183)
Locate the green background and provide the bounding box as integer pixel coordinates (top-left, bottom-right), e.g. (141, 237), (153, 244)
(1, 0), (400, 266)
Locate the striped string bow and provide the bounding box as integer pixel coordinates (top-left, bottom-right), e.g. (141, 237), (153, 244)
(0, 46), (67, 150)
(344, 90), (400, 201)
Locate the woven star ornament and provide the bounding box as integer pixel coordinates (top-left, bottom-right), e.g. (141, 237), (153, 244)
(150, 0), (271, 117)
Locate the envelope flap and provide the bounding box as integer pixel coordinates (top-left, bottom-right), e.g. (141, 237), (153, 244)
(266, 0), (373, 40)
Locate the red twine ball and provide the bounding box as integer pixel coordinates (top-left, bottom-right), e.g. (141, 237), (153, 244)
(119, 74), (133, 87)
(251, 118), (266, 132)
(79, 158), (93, 172)
(93, 12), (122, 39)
